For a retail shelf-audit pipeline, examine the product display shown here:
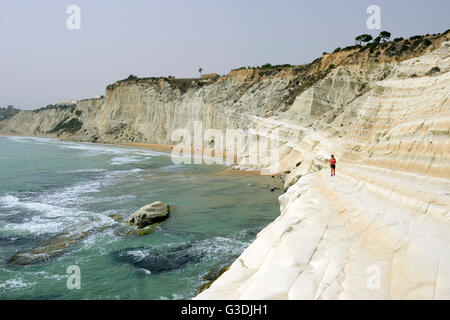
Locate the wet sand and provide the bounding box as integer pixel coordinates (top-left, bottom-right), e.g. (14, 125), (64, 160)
(120, 142), (258, 175)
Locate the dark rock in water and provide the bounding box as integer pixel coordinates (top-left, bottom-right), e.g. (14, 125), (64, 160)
(0, 235), (39, 247)
(3, 215), (27, 224)
(198, 261), (233, 294)
(107, 213), (123, 223)
(133, 223), (161, 237)
(133, 252), (195, 273)
(203, 260), (235, 281)
(7, 222), (112, 266)
(113, 221), (163, 238)
(8, 231), (87, 266)
(111, 244), (204, 274)
(29, 294), (63, 300)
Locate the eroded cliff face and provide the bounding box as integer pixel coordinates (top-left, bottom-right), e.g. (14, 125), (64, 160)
(1, 32), (449, 299)
(196, 40), (450, 300)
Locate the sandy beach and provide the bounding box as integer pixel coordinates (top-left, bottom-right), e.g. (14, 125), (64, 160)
(119, 142), (261, 176)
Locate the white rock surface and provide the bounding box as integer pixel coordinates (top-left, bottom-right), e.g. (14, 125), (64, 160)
(196, 167), (450, 299)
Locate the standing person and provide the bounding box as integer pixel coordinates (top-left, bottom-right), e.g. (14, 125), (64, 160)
(330, 155), (336, 176)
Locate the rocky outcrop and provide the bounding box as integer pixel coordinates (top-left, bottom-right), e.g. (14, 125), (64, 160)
(1, 31), (449, 299)
(126, 201), (169, 228)
(8, 223), (112, 266)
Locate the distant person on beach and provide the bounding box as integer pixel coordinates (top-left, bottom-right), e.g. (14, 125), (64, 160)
(330, 155), (336, 176)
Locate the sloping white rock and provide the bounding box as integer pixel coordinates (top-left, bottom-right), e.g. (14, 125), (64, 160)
(196, 41), (450, 300)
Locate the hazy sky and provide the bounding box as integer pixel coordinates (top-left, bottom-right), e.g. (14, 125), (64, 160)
(1, 0), (449, 109)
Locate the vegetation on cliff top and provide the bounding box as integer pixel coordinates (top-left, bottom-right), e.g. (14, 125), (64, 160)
(234, 29), (448, 73)
(33, 103), (76, 113)
(234, 63), (292, 71)
(0, 105), (20, 121)
(108, 73), (220, 94)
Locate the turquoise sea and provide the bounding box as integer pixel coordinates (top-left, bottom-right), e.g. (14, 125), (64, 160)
(0, 136), (282, 299)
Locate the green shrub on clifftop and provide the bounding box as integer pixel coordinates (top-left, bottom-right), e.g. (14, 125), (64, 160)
(0, 105), (20, 121)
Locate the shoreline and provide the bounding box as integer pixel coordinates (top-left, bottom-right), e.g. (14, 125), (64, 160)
(0, 135), (264, 177)
(119, 142), (262, 176)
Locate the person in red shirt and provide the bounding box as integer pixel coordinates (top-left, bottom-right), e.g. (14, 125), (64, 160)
(330, 155), (336, 176)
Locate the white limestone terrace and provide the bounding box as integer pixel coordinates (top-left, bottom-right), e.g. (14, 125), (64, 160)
(196, 42), (450, 300)
(196, 166), (449, 299)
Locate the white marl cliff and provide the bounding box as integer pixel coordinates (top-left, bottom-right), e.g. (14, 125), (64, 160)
(196, 41), (450, 299)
